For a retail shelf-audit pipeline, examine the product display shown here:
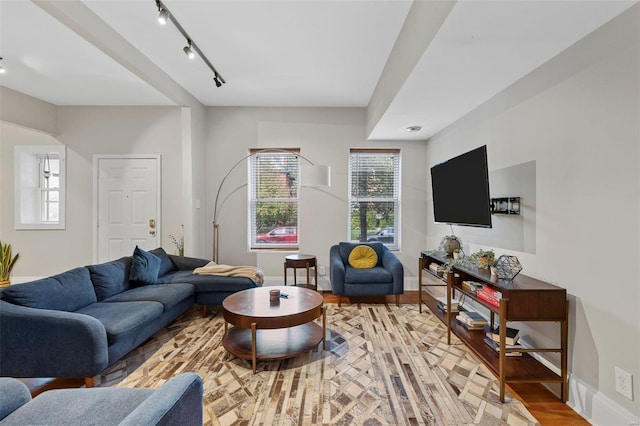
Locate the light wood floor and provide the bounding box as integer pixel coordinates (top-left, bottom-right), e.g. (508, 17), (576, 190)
(22, 291), (589, 425)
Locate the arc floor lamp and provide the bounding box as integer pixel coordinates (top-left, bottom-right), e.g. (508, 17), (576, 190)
(212, 149), (331, 263)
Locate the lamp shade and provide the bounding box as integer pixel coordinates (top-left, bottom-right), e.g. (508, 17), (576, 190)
(301, 164), (331, 188)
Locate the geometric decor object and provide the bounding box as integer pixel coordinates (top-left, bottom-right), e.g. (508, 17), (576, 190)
(493, 255), (523, 281)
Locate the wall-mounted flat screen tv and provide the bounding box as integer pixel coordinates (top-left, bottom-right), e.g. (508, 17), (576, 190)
(430, 145), (492, 228)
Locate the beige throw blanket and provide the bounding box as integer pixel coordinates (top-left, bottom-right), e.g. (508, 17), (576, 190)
(193, 261), (264, 285)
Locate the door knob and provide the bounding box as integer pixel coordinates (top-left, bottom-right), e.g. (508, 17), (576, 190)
(149, 230), (156, 236)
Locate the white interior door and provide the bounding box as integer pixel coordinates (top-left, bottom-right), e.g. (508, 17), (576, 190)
(96, 156), (160, 263)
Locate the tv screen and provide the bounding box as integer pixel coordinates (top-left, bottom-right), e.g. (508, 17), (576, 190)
(430, 145), (492, 228)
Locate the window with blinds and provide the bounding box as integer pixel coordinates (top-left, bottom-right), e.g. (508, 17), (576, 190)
(249, 149), (300, 250)
(348, 149), (401, 250)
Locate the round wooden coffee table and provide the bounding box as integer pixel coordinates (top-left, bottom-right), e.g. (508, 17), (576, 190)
(222, 286), (326, 373)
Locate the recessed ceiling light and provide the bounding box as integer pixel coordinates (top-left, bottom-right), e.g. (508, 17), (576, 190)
(406, 126), (422, 132)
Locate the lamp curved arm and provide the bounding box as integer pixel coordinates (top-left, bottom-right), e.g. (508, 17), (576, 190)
(212, 148), (327, 263)
(212, 148), (316, 226)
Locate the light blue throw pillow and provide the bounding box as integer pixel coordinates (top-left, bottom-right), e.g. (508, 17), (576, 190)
(130, 246), (161, 286)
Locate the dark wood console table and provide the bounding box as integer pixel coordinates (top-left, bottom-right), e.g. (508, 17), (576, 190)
(419, 251), (568, 402)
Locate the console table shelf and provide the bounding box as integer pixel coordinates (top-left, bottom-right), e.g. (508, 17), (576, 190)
(419, 251), (568, 402)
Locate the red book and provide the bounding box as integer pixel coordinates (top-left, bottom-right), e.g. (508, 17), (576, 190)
(476, 290), (500, 308)
(481, 284), (502, 299)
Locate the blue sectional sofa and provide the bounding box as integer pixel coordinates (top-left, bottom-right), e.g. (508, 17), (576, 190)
(0, 373), (203, 425)
(0, 248), (258, 384)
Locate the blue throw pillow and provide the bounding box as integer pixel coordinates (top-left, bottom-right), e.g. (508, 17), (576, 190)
(130, 246), (161, 286)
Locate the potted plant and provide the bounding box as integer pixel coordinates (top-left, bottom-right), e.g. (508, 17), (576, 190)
(440, 235), (462, 256)
(453, 248), (461, 260)
(469, 249), (495, 269)
(0, 241), (20, 287)
(169, 225), (185, 257)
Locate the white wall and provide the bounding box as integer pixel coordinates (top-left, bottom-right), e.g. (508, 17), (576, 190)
(425, 5), (639, 419)
(0, 105), (189, 276)
(0, 123), (65, 276)
(0, 86), (58, 135)
(205, 107), (427, 290)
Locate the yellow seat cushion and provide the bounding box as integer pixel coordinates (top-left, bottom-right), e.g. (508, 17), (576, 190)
(348, 245), (378, 269)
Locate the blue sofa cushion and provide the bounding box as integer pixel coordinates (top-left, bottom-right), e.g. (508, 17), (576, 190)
(130, 246), (161, 286)
(0, 378), (31, 422)
(156, 270), (256, 292)
(344, 266), (393, 284)
(149, 247), (175, 276)
(0, 386), (153, 426)
(102, 284), (194, 312)
(338, 242), (384, 267)
(1, 267), (97, 312)
(87, 257), (132, 301)
(76, 301), (163, 345)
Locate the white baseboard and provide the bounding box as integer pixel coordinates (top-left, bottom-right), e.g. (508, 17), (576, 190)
(567, 374), (639, 426)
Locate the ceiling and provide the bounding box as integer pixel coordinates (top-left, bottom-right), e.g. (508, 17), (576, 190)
(0, 0), (637, 140)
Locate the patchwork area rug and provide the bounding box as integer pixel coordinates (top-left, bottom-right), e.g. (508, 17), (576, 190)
(96, 303), (539, 426)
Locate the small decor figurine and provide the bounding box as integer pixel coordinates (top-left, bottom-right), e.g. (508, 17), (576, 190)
(492, 255), (523, 281)
(269, 289), (280, 305)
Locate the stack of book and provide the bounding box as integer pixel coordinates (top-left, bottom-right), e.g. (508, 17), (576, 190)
(461, 280), (483, 295)
(455, 310), (488, 330)
(483, 326), (522, 356)
(436, 296), (459, 313)
(475, 284), (502, 308)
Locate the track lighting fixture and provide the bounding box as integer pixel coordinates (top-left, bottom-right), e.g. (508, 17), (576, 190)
(154, 0), (225, 88)
(0, 57), (5, 74)
(157, 7), (169, 25)
(183, 41), (195, 59)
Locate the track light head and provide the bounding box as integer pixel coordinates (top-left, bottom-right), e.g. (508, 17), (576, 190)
(158, 8), (169, 25)
(183, 42), (195, 60)
(213, 75), (223, 88)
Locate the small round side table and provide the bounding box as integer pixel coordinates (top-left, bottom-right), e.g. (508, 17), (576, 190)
(284, 254), (318, 291)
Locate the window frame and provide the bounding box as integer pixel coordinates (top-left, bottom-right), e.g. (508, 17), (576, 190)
(248, 148), (301, 251)
(14, 145), (66, 230)
(348, 148), (401, 250)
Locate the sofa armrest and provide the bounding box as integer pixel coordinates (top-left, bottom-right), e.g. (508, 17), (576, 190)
(382, 250), (404, 293)
(0, 301), (109, 378)
(0, 378), (31, 421)
(329, 245), (346, 295)
(119, 373), (203, 426)
(168, 255), (210, 271)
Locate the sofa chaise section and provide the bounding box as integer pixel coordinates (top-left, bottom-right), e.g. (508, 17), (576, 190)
(157, 253), (259, 307)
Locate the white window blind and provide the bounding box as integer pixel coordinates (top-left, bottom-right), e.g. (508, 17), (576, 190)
(249, 149), (300, 250)
(348, 149), (401, 250)
(40, 155), (60, 222)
